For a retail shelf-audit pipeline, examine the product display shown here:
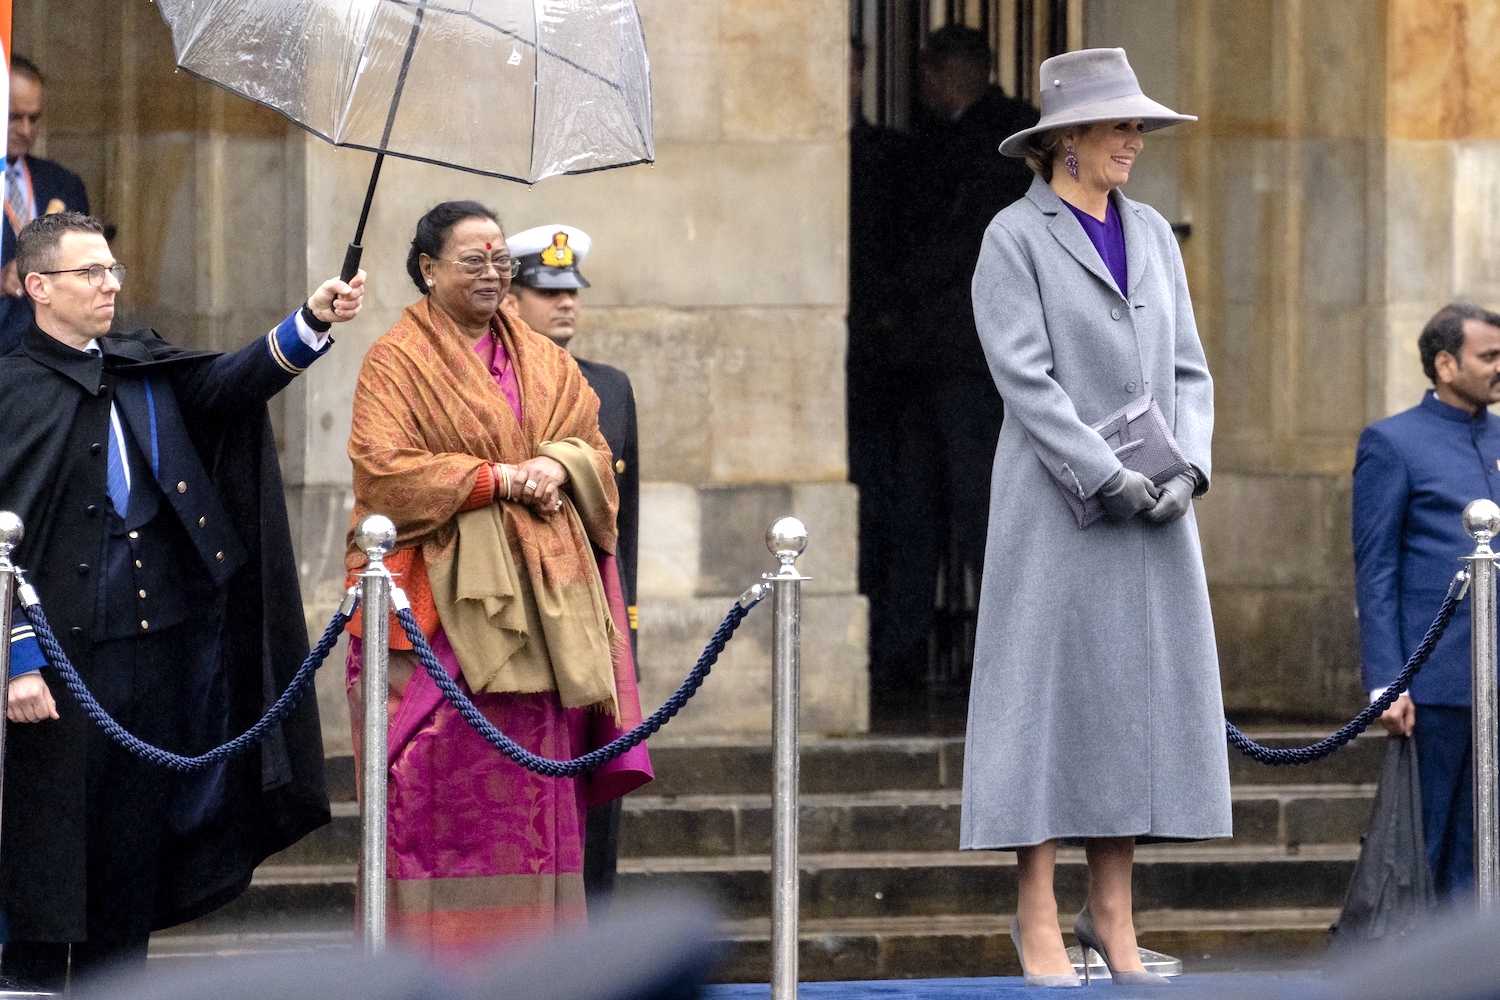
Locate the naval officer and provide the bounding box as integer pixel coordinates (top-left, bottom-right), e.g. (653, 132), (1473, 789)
(504, 224), (638, 912)
(0, 211), (363, 989)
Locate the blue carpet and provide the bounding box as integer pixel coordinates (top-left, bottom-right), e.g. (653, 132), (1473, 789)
(705, 973), (1327, 1000)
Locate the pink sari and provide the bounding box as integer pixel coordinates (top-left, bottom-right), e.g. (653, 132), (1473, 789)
(346, 331), (651, 956)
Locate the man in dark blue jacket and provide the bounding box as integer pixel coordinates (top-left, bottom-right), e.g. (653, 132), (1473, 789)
(1353, 302), (1500, 898)
(2, 55), (92, 349)
(0, 212), (364, 989)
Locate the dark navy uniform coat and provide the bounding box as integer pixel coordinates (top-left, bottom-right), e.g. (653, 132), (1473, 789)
(1354, 390), (1500, 706)
(0, 320), (330, 941)
(576, 357), (638, 631)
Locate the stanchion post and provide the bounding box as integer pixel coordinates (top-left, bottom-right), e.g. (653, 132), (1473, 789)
(766, 517), (809, 1000)
(0, 512), (22, 877)
(356, 514), (398, 952)
(1464, 499), (1500, 910)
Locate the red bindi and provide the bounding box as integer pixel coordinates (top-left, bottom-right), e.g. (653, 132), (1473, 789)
(485, 242), (492, 250)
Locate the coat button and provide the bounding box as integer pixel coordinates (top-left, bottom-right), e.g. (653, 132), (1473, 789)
(215, 551), (225, 562)
(198, 516), (206, 527)
(140, 620), (149, 630)
(134, 559), (142, 569)
(77, 563), (89, 575)
(85, 504), (98, 517)
(1111, 307), (1122, 320)
(71, 627), (83, 638)
(138, 589), (147, 599)
(615, 459), (626, 474)
(177, 482), (187, 494)
(1126, 382), (1137, 392)
(90, 442), (102, 456)
(128, 530), (139, 539)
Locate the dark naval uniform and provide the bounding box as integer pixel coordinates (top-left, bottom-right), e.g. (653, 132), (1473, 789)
(506, 224), (640, 910)
(0, 314), (332, 984)
(576, 358), (639, 640)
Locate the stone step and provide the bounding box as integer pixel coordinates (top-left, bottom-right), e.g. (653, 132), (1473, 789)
(160, 865), (355, 937)
(626, 730), (1387, 799)
(619, 783), (1376, 859)
(617, 844), (1360, 920)
(317, 729), (1386, 805)
(710, 908), (1337, 982)
(267, 801), (360, 865)
(175, 842), (1357, 939)
(152, 909), (1335, 983)
(281, 782), (1377, 869)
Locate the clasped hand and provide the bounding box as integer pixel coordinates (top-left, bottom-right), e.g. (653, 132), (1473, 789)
(1098, 469), (1196, 525)
(496, 456), (569, 512)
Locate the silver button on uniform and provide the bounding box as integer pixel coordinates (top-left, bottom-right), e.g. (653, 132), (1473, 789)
(1111, 307), (1122, 320)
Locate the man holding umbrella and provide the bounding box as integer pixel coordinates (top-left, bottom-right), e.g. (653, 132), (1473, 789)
(0, 212), (363, 989)
(503, 224), (638, 910)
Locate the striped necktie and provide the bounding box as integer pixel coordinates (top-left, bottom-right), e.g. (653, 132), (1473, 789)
(6, 160), (31, 230)
(87, 349), (131, 516)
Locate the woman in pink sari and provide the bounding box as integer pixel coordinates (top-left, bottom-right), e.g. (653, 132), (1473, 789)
(344, 200), (651, 955)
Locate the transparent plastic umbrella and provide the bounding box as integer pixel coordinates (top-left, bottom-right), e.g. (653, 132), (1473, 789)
(155, 0), (653, 277)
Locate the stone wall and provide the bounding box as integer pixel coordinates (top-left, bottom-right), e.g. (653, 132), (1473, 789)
(1086, 0), (1500, 720)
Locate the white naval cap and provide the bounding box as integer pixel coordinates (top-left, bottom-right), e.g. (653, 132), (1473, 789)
(506, 224), (593, 290)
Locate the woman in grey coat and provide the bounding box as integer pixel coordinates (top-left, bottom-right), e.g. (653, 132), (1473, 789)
(962, 48), (1232, 987)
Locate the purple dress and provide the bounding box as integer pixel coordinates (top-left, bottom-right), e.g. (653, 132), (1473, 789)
(1065, 198), (1128, 297)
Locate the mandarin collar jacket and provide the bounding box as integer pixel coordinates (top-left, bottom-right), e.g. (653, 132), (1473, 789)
(1353, 390), (1500, 705)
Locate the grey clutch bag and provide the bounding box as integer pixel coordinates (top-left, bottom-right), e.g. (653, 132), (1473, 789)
(1059, 395), (1193, 529)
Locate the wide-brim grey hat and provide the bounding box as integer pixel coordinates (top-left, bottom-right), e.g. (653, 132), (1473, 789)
(999, 47), (1195, 157)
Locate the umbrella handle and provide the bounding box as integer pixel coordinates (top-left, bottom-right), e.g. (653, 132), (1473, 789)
(341, 243), (364, 285)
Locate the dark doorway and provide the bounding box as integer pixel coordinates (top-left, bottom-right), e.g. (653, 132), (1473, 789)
(848, 0), (1078, 734)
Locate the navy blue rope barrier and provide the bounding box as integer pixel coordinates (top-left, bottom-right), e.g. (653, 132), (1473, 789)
(1226, 569), (1468, 765)
(19, 579), (353, 773)
(393, 584), (767, 777)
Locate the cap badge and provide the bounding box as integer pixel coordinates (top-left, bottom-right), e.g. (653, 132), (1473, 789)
(541, 232), (575, 268)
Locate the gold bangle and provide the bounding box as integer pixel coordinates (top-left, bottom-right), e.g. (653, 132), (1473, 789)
(499, 464), (512, 500)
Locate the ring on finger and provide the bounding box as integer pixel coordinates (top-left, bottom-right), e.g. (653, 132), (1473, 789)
(524, 480), (539, 492)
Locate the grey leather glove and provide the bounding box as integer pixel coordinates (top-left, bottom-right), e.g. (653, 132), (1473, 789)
(1143, 471), (1198, 525)
(1097, 468), (1160, 521)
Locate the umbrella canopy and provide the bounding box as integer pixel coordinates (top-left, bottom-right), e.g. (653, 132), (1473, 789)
(155, 0), (654, 184)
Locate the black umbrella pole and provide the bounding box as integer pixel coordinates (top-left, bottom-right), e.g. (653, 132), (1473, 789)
(341, 153), (387, 283)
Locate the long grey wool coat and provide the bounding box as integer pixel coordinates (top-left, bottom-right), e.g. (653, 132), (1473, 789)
(960, 175), (1232, 849)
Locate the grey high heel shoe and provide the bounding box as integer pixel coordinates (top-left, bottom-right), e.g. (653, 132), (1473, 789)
(1073, 905), (1171, 986)
(1010, 915), (1082, 988)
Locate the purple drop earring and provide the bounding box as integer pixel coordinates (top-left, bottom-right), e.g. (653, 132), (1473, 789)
(1065, 144), (1079, 181)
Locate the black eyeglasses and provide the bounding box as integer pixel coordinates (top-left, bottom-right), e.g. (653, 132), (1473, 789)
(439, 255), (518, 279)
(38, 263), (127, 287)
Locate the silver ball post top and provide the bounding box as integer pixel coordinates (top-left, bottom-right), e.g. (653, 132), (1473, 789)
(0, 510), (24, 556)
(355, 514), (398, 563)
(766, 516), (808, 574)
(1465, 500), (1500, 544)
